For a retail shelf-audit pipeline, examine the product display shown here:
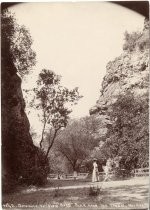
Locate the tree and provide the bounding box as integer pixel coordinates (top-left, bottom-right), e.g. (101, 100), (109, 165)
(1, 9), (36, 77)
(98, 91), (149, 174)
(123, 19), (149, 52)
(123, 30), (142, 52)
(31, 69), (82, 158)
(54, 117), (100, 172)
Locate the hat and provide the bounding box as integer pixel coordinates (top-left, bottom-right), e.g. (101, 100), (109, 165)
(93, 158), (97, 161)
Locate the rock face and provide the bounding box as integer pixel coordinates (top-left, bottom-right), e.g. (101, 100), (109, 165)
(90, 19), (149, 118)
(2, 50), (49, 192)
(89, 19), (149, 170)
(1, 9), (50, 192)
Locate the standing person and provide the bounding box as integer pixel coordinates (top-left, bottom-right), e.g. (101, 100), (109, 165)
(103, 158), (112, 181)
(103, 165), (109, 181)
(92, 158), (99, 182)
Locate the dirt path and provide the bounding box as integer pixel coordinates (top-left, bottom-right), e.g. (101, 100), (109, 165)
(3, 177), (148, 209)
(22, 177), (149, 194)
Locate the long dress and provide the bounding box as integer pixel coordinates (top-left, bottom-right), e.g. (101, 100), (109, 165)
(92, 162), (99, 182)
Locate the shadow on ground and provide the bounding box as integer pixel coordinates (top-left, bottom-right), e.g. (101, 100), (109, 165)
(2, 179), (149, 209)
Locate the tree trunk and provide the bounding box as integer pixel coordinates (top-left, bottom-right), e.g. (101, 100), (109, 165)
(45, 129), (58, 159)
(73, 160), (77, 172)
(40, 116), (47, 149)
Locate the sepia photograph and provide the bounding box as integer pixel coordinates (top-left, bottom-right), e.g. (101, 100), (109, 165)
(1, 1), (149, 209)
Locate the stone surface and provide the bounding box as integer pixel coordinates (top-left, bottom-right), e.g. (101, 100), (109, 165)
(90, 19), (149, 118)
(2, 54), (49, 190)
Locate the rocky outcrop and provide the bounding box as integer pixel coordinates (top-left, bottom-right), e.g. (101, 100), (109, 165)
(90, 19), (149, 117)
(89, 19), (149, 171)
(2, 44), (49, 193)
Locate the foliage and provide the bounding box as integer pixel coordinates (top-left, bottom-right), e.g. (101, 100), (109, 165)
(22, 149), (50, 186)
(1, 10), (50, 190)
(97, 91), (149, 174)
(123, 20), (149, 52)
(46, 149), (70, 174)
(31, 69), (82, 157)
(54, 117), (100, 172)
(89, 186), (101, 196)
(123, 31), (142, 52)
(3, 141), (50, 192)
(137, 18), (149, 51)
(1, 9), (36, 77)
(53, 187), (61, 198)
(12, 141), (50, 186)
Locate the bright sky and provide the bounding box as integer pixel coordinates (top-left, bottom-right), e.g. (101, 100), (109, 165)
(10, 2), (144, 138)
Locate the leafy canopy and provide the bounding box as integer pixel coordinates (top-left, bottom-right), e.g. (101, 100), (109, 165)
(31, 69), (82, 155)
(33, 69), (82, 130)
(2, 9), (36, 76)
(123, 31), (142, 52)
(97, 91), (149, 171)
(53, 116), (100, 172)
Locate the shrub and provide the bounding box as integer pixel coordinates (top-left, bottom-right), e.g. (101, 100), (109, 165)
(89, 186), (101, 196)
(17, 148), (50, 187)
(114, 168), (132, 179)
(53, 187), (61, 197)
(123, 31), (142, 52)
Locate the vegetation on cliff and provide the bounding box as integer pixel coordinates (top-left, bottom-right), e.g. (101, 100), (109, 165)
(90, 19), (149, 175)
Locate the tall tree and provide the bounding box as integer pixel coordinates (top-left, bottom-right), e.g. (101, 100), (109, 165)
(31, 69), (82, 158)
(55, 117), (100, 172)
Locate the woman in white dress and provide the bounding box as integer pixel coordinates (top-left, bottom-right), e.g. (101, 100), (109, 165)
(92, 159), (99, 182)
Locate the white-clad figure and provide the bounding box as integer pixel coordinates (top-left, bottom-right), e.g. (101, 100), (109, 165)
(103, 158), (112, 181)
(103, 165), (109, 181)
(92, 159), (99, 182)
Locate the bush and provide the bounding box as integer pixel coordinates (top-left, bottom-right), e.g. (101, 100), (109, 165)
(89, 186), (101, 196)
(123, 31), (142, 52)
(114, 168), (132, 179)
(53, 187), (61, 198)
(17, 148), (50, 187)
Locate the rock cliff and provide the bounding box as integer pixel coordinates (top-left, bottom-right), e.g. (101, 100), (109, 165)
(2, 11), (49, 192)
(90, 19), (149, 118)
(89, 19), (149, 169)
(2, 62), (50, 192)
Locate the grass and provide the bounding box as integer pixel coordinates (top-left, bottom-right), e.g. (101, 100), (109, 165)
(46, 178), (91, 187)
(45, 175), (129, 188)
(2, 178), (149, 209)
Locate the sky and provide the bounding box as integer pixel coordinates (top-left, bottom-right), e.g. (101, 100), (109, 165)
(10, 2), (144, 139)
